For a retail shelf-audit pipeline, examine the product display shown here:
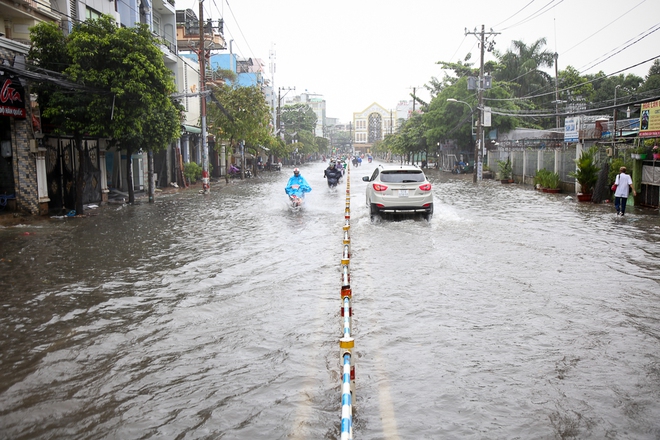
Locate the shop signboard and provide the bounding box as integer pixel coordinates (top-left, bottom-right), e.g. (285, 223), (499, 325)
(0, 75), (26, 119)
(639, 99), (660, 138)
(564, 116), (579, 142)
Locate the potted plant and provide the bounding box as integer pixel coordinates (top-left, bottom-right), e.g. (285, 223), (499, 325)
(534, 169), (550, 190)
(545, 172), (561, 193)
(498, 157), (513, 183)
(653, 145), (660, 160)
(534, 169), (550, 191)
(569, 146), (599, 201)
(631, 144), (648, 160)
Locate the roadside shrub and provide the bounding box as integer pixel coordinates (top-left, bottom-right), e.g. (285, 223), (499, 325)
(184, 162), (202, 183)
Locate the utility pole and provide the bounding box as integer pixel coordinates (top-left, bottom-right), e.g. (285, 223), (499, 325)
(465, 25), (499, 183)
(199, 0), (209, 194)
(409, 85), (422, 114)
(613, 84), (621, 154)
(276, 86), (295, 138)
(554, 52), (560, 130)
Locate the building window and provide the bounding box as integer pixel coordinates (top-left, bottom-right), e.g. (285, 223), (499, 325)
(85, 7), (101, 21)
(153, 15), (161, 35)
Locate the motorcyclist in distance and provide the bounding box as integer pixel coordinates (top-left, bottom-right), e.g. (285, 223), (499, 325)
(324, 161), (343, 187)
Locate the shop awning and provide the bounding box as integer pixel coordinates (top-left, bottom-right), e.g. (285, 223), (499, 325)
(182, 124), (202, 134)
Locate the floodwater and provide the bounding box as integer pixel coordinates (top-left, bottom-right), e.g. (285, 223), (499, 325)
(1, 160), (659, 439)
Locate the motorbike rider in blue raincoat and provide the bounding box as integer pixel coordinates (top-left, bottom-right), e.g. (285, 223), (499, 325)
(285, 168), (312, 205)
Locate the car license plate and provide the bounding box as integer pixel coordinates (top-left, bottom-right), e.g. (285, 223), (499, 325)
(399, 189), (409, 197)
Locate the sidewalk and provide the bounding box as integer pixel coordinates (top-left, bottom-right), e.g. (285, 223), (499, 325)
(0, 178), (241, 228)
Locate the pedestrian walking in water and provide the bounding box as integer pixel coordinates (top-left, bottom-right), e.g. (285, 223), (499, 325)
(613, 166), (636, 216)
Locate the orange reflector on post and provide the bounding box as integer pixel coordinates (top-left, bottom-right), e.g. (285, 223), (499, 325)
(341, 287), (352, 298)
(340, 337), (354, 349)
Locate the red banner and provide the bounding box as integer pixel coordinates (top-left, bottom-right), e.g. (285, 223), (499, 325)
(0, 76), (26, 119)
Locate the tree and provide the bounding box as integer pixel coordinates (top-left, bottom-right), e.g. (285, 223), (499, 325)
(638, 59), (660, 96)
(583, 71), (642, 116)
(281, 103), (317, 132)
(29, 22), (99, 215)
(397, 114), (427, 164)
(493, 38), (555, 99)
(207, 84), (274, 177)
(280, 103), (317, 159)
(29, 16), (181, 207)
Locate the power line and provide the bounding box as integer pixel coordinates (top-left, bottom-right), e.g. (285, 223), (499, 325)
(499, 0), (564, 32)
(223, 0), (259, 64)
(493, 0), (537, 28)
(577, 22), (660, 74)
(563, 0), (646, 56)
(483, 54), (660, 103)
(488, 88), (660, 118)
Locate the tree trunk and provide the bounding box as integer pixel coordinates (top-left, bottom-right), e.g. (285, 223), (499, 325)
(240, 141), (246, 180)
(126, 145), (135, 204)
(148, 149), (154, 203)
(74, 134), (85, 216)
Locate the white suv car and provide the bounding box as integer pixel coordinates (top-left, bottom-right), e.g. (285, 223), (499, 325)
(362, 164), (433, 220)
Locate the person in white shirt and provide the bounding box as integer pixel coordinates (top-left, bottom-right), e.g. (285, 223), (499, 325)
(613, 166), (636, 216)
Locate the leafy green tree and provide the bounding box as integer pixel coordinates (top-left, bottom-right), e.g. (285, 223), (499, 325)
(29, 22), (97, 214)
(316, 136), (329, 155)
(638, 59), (660, 96)
(559, 65), (595, 105)
(280, 103), (317, 158)
(281, 103), (317, 132)
(397, 114), (427, 163)
(207, 84), (274, 176)
(582, 71), (642, 117)
(29, 16), (181, 207)
(493, 38), (555, 99)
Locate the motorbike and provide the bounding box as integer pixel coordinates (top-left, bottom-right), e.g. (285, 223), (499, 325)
(286, 184), (308, 209)
(229, 164), (252, 179)
(327, 176), (339, 189)
(452, 162), (468, 174)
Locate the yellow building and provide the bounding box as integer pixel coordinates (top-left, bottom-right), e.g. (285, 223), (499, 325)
(353, 102), (398, 155)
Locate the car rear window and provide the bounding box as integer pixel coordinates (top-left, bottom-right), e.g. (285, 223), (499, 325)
(380, 170), (425, 183)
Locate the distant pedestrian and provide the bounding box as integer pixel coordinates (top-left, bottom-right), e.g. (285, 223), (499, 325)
(613, 166), (636, 216)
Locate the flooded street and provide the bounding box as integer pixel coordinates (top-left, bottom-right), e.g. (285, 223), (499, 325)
(1, 160), (659, 439)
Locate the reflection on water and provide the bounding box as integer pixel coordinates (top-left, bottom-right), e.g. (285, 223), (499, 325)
(1, 161), (659, 439)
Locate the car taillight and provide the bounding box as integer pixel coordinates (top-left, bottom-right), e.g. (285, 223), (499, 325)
(419, 183), (432, 191)
(373, 183), (388, 191)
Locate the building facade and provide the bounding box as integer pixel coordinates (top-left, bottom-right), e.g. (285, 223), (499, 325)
(352, 102), (397, 155)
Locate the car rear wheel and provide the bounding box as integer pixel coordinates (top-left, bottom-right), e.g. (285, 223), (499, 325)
(423, 203), (434, 221)
(370, 203), (379, 220)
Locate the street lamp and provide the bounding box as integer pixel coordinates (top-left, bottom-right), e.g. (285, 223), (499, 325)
(447, 98), (476, 174)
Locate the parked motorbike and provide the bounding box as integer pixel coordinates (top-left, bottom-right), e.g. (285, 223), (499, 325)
(452, 161), (468, 174)
(228, 165), (252, 179)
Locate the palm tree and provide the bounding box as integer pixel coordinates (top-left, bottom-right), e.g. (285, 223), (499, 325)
(494, 37), (555, 99)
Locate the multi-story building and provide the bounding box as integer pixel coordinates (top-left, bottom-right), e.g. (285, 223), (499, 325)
(284, 92), (326, 138)
(0, 0), (230, 215)
(0, 0), (64, 214)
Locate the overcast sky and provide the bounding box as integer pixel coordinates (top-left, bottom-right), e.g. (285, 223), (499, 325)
(180, 0), (660, 123)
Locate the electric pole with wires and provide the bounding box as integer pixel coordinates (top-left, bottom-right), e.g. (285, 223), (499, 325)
(465, 25), (499, 182)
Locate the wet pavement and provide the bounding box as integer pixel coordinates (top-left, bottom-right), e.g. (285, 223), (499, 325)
(1, 160), (659, 439)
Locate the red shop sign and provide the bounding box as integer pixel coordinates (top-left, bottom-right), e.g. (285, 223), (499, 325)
(0, 77), (26, 119)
